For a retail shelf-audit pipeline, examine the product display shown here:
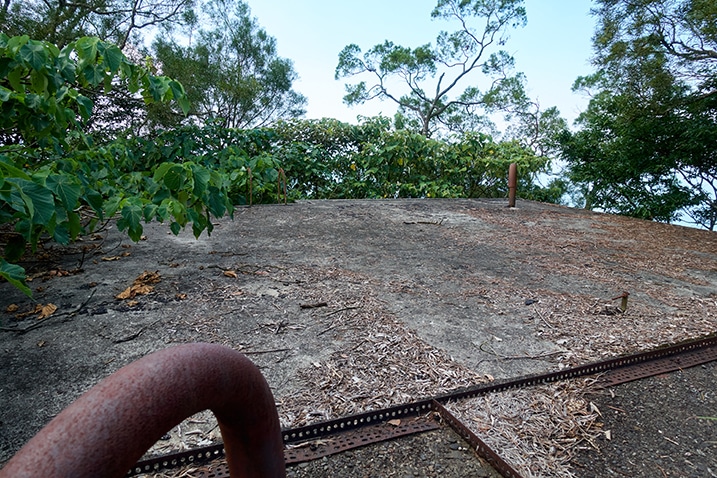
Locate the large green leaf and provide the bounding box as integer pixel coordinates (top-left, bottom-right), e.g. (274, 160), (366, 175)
(117, 203), (144, 242)
(102, 44), (124, 73)
(7, 67), (23, 92)
(81, 63), (104, 86)
(152, 162), (174, 181)
(0, 158), (31, 180)
(75, 94), (93, 119)
(67, 210), (82, 240)
(0, 259), (31, 297)
(74, 37), (99, 63)
(0, 86), (11, 101)
(19, 42), (48, 71)
(168, 80), (190, 114)
(83, 188), (104, 216)
(56, 56), (76, 82)
(191, 164), (210, 196)
(148, 76), (170, 101)
(46, 174), (81, 210)
(29, 70), (49, 94)
(5, 35), (29, 54)
(53, 222), (70, 244)
(163, 165), (185, 191)
(15, 179), (55, 226)
(206, 185), (229, 218)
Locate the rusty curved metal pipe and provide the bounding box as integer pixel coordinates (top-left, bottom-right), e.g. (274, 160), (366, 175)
(0, 343), (286, 478)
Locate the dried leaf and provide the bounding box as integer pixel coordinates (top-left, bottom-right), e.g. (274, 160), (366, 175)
(38, 303), (57, 319)
(175, 293), (188, 300)
(116, 287), (133, 300)
(102, 256), (122, 261)
(6, 304), (18, 313)
(115, 271), (161, 299)
(388, 419), (401, 427)
(133, 285), (154, 295)
(223, 270), (238, 279)
(136, 271), (161, 284)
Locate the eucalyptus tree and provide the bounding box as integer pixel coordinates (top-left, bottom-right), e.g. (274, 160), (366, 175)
(562, 0), (717, 228)
(152, 0), (306, 129)
(0, 0), (195, 48)
(335, 0), (529, 137)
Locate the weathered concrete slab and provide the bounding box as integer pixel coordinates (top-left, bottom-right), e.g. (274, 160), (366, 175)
(1, 198), (715, 465)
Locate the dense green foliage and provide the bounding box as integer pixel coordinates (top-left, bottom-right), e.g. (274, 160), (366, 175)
(561, 0), (717, 229)
(118, 117), (548, 204)
(335, 0), (530, 137)
(274, 117), (547, 200)
(1, 0), (306, 138)
(0, 34), (197, 295)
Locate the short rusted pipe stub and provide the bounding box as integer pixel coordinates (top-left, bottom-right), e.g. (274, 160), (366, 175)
(508, 162), (517, 208)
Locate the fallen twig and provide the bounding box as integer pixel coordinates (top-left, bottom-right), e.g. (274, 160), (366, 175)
(242, 347), (292, 355)
(324, 305), (360, 317)
(112, 318), (161, 344)
(317, 323), (339, 336)
(300, 302), (328, 309)
(535, 306), (554, 328)
(0, 290), (96, 334)
(478, 341), (562, 360)
(403, 218), (444, 226)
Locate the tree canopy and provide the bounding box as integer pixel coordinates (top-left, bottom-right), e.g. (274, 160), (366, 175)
(335, 0), (529, 138)
(561, 0), (717, 228)
(1, 0), (307, 137)
(1, 0), (195, 49)
(152, 0), (307, 129)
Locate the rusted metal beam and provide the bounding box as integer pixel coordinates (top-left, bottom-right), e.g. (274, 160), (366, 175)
(432, 400), (524, 478)
(0, 343), (285, 478)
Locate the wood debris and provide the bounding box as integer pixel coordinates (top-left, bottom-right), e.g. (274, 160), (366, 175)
(135, 205), (717, 477)
(445, 380), (602, 478)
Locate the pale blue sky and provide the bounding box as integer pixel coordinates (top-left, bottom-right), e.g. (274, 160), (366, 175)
(246, 0), (597, 129)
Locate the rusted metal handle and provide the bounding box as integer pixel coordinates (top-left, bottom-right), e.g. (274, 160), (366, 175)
(0, 343), (286, 478)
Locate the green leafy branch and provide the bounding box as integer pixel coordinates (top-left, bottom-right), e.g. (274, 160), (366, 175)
(0, 35), (191, 296)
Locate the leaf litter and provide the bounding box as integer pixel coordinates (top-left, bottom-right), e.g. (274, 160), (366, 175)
(73, 203), (716, 477)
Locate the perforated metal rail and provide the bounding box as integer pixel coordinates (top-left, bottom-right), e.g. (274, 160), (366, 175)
(128, 333), (717, 477)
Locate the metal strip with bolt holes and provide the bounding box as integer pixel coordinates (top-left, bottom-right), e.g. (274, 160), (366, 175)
(164, 417), (441, 478)
(127, 333), (717, 477)
(431, 400), (524, 478)
(598, 342), (717, 387)
(283, 415), (440, 464)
